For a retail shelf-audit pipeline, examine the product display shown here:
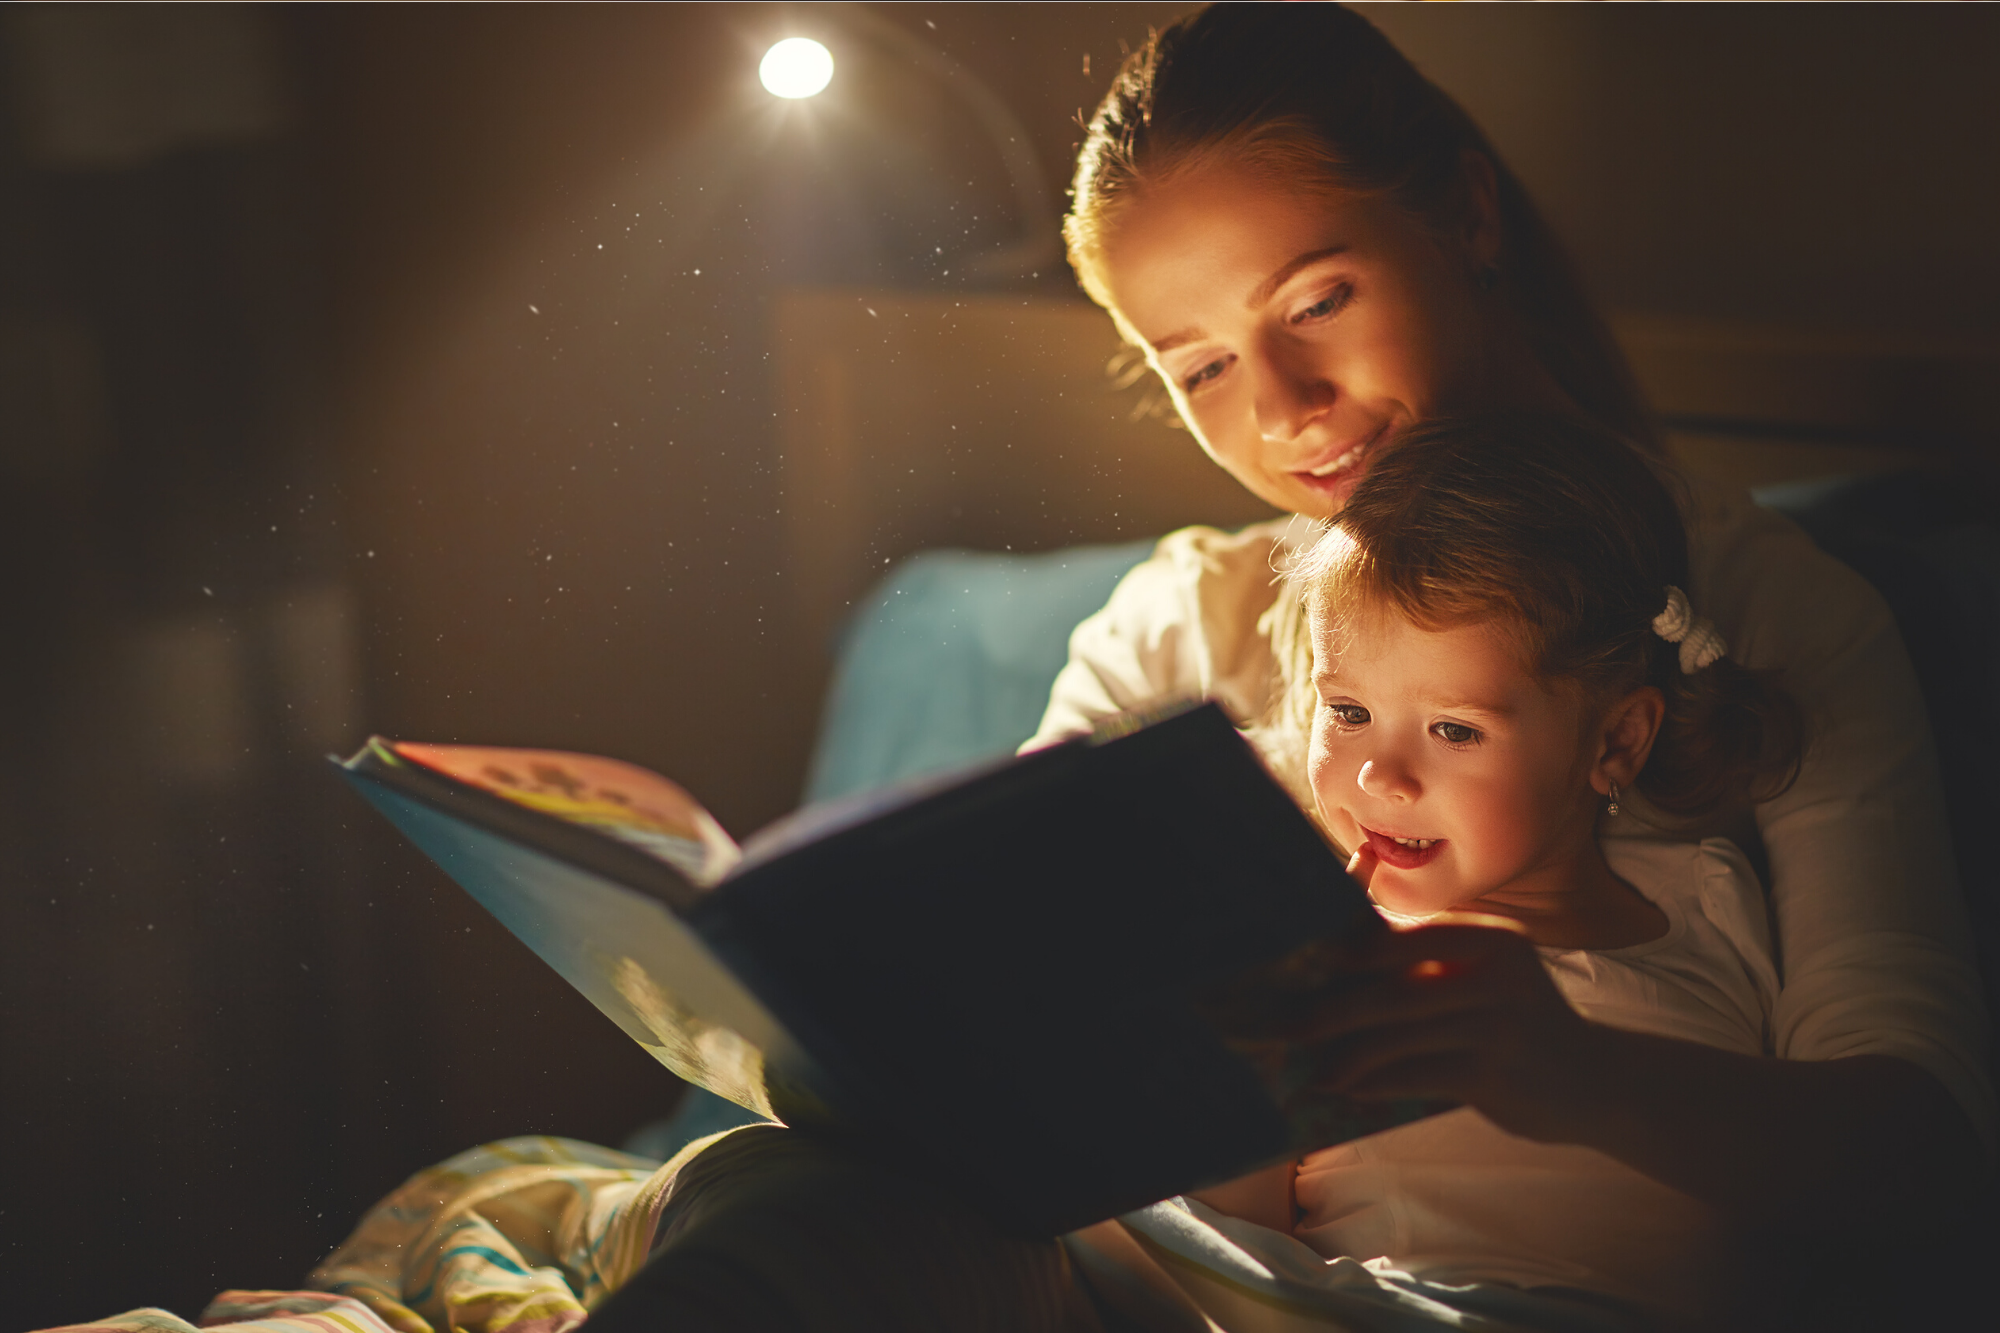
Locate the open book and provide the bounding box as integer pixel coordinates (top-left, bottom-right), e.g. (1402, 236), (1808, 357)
(335, 701), (1443, 1235)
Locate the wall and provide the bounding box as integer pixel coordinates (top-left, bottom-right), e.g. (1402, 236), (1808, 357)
(310, 3), (1196, 834)
(319, 0), (2000, 830)
(1363, 3), (2000, 341)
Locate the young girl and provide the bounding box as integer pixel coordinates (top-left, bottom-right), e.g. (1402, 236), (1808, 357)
(1181, 411), (1807, 1325)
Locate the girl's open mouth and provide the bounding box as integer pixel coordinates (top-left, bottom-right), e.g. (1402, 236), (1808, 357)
(1362, 826), (1447, 870)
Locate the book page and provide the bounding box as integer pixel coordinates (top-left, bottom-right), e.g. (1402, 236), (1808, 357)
(392, 743), (742, 887)
(347, 775), (804, 1120)
(734, 745), (1048, 872)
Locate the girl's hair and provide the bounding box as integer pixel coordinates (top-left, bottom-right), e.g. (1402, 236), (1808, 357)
(1066, 3), (1659, 452)
(1279, 413), (1805, 819)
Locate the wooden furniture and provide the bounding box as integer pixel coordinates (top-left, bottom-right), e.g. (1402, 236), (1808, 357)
(774, 288), (1997, 651)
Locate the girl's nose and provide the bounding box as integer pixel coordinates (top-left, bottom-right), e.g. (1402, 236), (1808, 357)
(1251, 349), (1335, 444)
(1357, 757), (1419, 802)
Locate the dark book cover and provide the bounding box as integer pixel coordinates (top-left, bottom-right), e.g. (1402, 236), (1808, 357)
(336, 702), (1446, 1235)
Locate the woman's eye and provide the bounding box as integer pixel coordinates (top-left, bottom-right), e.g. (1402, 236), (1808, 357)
(1182, 355), (1232, 392)
(1325, 703), (1370, 728)
(1293, 285), (1353, 325)
(1432, 721), (1480, 746)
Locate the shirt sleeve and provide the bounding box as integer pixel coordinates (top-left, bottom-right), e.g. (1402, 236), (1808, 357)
(1022, 543), (1204, 751)
(1685, 480), (1996, 1157)
(1023, 520), (1294, 751)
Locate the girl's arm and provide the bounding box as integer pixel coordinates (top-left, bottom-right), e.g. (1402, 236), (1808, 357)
(1308, 921), (1987, 1231)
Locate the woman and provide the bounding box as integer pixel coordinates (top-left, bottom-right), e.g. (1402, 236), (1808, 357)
(196, 8), (1990, 1333)
(1024, 1), (1990, 1323)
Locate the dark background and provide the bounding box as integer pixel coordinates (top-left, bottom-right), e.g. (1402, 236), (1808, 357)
(1, 5), (1996, 1326)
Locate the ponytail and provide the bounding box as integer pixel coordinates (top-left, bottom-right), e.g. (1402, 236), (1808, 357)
(1643, 656), (1805, 817)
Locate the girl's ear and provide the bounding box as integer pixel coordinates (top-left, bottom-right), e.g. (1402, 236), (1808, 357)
(1591, 686), (1665, 796)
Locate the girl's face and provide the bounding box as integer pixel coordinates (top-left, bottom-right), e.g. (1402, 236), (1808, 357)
(1093, 163), (1504, 519)
(1307, 608), (1604, 919)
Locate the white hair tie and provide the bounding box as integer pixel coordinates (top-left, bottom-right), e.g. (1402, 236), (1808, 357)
(1652, 585), (1728, 673)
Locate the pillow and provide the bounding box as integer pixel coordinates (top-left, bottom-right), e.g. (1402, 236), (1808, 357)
(803, 541), (1155, 803)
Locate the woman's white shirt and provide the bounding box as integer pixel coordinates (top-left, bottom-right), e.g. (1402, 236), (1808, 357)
(1026, 476), (1995, 1155)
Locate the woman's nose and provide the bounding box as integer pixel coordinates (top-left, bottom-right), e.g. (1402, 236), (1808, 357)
(1251, 351), (1335, 444)
(1357, 757), (1419, 803)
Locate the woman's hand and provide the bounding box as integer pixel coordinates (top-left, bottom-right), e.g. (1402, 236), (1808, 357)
(1284, 848), (1988, 1233)
(1293, 845), (1606, 1142)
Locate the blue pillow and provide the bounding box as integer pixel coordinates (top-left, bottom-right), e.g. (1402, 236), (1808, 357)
(803, 541), (1156, 803)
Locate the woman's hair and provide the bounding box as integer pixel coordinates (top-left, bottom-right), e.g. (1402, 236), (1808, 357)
(1277, 413), (1804, 819)
(1067, 3), (1658, 452)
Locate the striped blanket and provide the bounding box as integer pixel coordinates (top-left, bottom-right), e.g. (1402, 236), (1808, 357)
(40, 1135), (704, 1333)
(43, 1131), (1650, 1333)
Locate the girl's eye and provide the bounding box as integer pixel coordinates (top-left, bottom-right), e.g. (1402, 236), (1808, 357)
(1182, 354), (1233, 392)
(1293, 285), (1353, 325)
(1325, 703), (1370, 728)
(1432, 721), (1481, 746)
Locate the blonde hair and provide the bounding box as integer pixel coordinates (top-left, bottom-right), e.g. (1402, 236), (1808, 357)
(1066, 3), (1659, 452)
(1269, 414), (1804, 820)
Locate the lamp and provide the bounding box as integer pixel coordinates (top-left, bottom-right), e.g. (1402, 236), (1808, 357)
(759, 38), (833, 100)
(756, 9), (1058, 283)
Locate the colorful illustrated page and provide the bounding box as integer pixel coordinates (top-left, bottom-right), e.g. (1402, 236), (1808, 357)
(392, 742), (742, 886)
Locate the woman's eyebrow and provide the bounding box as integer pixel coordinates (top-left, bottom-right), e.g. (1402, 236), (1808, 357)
(1146, 244), (1354, 354)
(1150, 327), (1205, 354)
(1248, 245), (1350, 309)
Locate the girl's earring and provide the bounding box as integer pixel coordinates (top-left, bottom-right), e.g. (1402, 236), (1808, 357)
(1606, 782), (1621, 817)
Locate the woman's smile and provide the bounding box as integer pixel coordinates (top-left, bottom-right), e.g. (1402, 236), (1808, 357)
(1292, 422), (1392, 507)
(1093, 162), (1496, 519)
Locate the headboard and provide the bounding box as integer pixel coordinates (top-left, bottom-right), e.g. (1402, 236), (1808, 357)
(773, 288), (1997, 651)
(1614, 312), (1996, 493)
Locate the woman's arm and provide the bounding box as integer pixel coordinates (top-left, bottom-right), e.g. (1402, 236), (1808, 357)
(1682, 484), (1995, 1156)
(1023, 520), (1295, 750)
(1186, 1160), (1297, 1234)
(1308, 920), (1988, 1233)
(1568, 1034), (1978, 1230)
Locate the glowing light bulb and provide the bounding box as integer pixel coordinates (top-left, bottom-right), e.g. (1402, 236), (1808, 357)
(759, 38), (833, 99)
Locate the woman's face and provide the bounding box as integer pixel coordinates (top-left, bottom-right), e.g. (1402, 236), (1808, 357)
(1094, 163), (1496, 518)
